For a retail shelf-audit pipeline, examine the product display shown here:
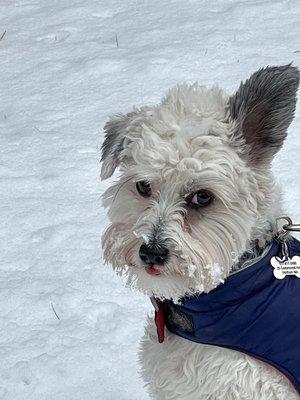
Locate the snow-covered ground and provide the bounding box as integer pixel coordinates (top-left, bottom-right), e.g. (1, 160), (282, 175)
(0, 1), (299, 399)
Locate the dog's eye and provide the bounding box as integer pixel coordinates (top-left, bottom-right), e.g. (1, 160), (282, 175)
(136, 181), (151, 197)
(187, 190), (213, 207)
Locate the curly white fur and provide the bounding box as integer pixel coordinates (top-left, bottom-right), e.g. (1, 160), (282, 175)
(101, 66), (299, 399)
(102, 83), (281, 300)
(140, 317), (299, 400)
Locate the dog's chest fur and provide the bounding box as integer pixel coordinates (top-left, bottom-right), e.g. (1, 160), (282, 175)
(140, 318), (299, 400)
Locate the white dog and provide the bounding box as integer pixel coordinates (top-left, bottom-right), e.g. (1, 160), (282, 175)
(101, 65), (300, 399)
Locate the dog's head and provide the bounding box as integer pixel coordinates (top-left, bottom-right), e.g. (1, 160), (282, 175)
(101, 65), (299, 300)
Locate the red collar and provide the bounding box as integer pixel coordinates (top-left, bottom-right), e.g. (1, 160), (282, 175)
(151, 297), (165, 343)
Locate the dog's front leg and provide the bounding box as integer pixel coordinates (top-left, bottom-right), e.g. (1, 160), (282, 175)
(139, 317), (213, 400)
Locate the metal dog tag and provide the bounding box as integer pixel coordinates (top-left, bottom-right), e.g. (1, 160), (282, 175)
(271, 216), (300, 279)
(271, 256), (300, 279)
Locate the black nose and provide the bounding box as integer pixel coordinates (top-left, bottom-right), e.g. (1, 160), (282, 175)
(139, 243), (169, 265)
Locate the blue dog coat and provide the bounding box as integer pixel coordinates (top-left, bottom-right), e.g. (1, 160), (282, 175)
(155, 236), (300, 393)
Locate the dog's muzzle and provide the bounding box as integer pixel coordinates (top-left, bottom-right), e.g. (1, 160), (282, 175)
(139, 243), (169, 265)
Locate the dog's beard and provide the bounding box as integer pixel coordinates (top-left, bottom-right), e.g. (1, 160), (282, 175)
(102, 212), (250, 301)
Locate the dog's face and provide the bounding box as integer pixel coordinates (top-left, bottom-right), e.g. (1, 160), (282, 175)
(101, 65), (299, 300)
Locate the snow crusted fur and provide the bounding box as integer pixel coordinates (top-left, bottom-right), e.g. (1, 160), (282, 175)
(101, 65), (300, 399)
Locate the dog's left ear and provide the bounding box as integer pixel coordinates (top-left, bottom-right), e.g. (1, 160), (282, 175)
(229, 64), (299, 164)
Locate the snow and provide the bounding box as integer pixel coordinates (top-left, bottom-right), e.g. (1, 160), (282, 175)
(0, 0), (300, 399)
(209, 263), (224, 285)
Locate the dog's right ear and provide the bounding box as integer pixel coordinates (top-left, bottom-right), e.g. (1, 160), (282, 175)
(101, 107), (151, 179)
(101, 114), (130, 180)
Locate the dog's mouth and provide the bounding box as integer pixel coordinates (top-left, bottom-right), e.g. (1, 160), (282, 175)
(145, 264), (161, 276)
(123, 242), (163, 276)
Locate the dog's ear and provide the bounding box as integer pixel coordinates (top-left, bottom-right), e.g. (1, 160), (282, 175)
(101, 114), (129, 179)
(101, 109), (142, 179)
(229, 64), (299, 164)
